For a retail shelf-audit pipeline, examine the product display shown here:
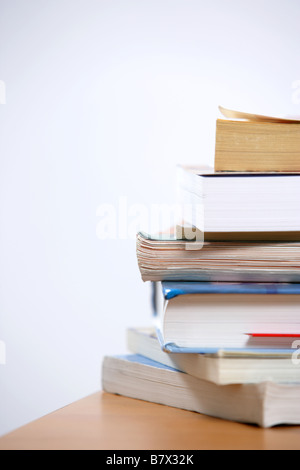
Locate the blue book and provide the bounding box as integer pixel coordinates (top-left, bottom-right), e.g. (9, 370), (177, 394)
(152, 281), (300, 354)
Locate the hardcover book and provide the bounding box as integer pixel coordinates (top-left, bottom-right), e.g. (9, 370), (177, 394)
(152, 281), (300, 353)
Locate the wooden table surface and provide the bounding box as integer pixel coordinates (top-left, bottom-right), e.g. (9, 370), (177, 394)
(0, 391), (300, 450)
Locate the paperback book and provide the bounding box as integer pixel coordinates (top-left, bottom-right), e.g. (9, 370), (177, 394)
(102, 354), (300, 428)
(215, 106), (300, 173)
(177, 164), (300, 234)
(136, 232), (300, 282)
(127, 327), (300, 385)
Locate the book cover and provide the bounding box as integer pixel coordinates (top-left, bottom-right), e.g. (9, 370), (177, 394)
(161, 281), (300, 299)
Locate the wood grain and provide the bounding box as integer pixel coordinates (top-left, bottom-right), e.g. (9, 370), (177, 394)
(1, 392), (300, 450)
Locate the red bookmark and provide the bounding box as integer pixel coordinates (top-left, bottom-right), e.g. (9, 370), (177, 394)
(247, 334), (300, 338)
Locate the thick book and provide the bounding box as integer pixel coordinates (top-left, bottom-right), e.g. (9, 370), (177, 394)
(177, 164), (300, 234)
(136, 231), (300, 283)
(214, 106), (300, 173)
(152, 281), (300, 353)
(127, 327), (300, 385)
(102, 354), (300, 428)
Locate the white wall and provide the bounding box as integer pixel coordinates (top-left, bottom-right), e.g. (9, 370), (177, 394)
(0, 0), (300, 436)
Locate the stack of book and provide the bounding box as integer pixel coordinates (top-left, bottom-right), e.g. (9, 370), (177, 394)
(102, 106), (300, 428)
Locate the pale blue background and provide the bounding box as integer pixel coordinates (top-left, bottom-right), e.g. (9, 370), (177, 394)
(0, 0), (300, 436)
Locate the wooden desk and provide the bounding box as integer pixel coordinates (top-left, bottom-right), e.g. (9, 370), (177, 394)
(0, 391), (300, 450)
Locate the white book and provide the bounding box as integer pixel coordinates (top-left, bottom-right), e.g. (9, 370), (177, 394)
(177, 165), (300, 233)
(102, 354), (300, 428)
(127, 327), (300, 385)
(152, 281), (300, 352)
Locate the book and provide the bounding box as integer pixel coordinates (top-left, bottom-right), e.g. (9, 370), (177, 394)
(177, 165), (300, 234)
(214, 106), (300, 173)
(136, 231), (300, 283)
(127, 327), (300, 385)
(102, 354), (300, 428)
(152, 281), (300, 353)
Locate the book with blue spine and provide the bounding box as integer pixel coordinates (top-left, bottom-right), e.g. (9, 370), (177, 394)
(152, 281), (300, 354)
